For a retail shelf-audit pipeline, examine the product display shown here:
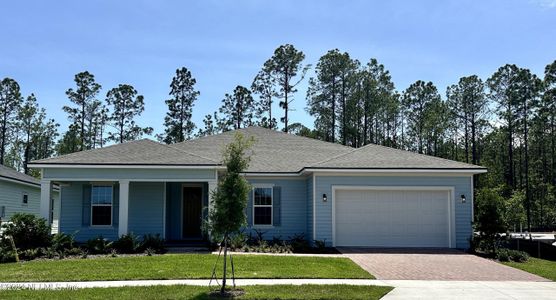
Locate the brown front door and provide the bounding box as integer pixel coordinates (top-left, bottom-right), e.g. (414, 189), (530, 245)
(182, 186), (203, 239)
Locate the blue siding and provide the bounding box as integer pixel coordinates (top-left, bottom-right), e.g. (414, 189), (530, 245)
(60, 182), (118, 241)
(306, 176), (313, 242)
(128, 182), (164, 236)
(314, 175), (473, 249)
(244, 178), (308, 240)
(43, 168), (216, 181)
(0, 180), (41, 219)
(60, 181), (165, 242)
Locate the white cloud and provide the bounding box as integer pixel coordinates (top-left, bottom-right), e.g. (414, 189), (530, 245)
(530, 0), (556, 8)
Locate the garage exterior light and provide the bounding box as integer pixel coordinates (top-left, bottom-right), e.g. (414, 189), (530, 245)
(323, 194), (327, 202)
(461, 194), (466, 203)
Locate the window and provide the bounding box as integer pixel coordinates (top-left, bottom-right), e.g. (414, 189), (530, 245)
(253, 187), (272, 226)
(22, 193), (28, 205)
(91, 185), (113, 226)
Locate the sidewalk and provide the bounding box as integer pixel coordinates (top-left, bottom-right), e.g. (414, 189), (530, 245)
(2, 279), (556, 299)
(0, 279), (384, 289)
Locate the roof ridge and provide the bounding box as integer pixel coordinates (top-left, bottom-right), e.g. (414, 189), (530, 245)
(150, 139), (220, 164)
(175, 126), (354, 151)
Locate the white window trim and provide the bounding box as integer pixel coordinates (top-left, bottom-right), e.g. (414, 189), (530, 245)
(22, 192), (29, 206)
(90, 184), (114, 227)
(252, 184), (274, 227)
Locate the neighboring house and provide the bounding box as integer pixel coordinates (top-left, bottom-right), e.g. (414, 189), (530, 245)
(29, 127), (486, 249)
(0, 165), (60, 233)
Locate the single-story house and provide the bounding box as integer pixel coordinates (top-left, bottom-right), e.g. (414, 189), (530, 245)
(0, 165), (60, 233)
(29, 127), (486, 249)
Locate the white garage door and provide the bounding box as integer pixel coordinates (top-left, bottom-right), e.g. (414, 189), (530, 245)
(334, 189), (451, 247)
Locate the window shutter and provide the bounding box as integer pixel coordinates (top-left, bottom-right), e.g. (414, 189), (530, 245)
(273, 186), (281, 226)
(246, 188), (253, 226)
(82, 184), (92, 226)
(113, 184), (119, 226)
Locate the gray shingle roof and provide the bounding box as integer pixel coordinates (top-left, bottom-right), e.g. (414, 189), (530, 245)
(30, 127), (486, 173)
(172, 127), (353, 173)
(311, 142), (483, 170)
(0, 165), (40, 186)
(31, 139), (218, 166)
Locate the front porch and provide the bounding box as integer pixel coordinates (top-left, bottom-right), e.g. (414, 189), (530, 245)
(38, 168), (218, 242)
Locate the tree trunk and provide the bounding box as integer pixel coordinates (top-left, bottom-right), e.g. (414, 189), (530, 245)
(331, 78), (336, 143)
(283, 69), (289, 133)
(81, 98), (86, 151)
(342, 76), (347, 145)
(221, 234), (228, 294)
(524, 101), (531, 230)
(508, 103), (515, 189)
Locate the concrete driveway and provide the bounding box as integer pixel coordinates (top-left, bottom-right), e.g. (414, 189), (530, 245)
(338, 248), (548, 281)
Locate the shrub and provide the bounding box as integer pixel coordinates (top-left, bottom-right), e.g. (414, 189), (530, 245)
(496, 248), (511, 262)
(51, 232), (77, 254)
(113, 233), (141, 254)
(144, 247), (155, 256)
(85, 236), (113, 254)
(289, 233), (309, 253)
(474, 188), (506, 254)
(508, 249), (529, 262)
(66, 247), (84, 257)
(314, 239), (326, 250)
(229, 231), (248, 250)
(496, 248), (530, 263)
(110, 249), (118, 257)
(0, 238), (17, 263)
(140, 234), (165, 253)
(1, 213), (51, 250)
(19, 248), (41, 260)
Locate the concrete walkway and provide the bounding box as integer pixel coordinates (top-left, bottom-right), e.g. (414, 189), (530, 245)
(2, 279), (556, 299)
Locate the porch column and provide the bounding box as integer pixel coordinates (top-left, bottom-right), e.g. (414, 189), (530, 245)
(118, 180), (130, 236)
(40, 180), (52, 223)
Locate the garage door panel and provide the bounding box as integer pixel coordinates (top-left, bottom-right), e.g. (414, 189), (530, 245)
(335, 189), (450, 248)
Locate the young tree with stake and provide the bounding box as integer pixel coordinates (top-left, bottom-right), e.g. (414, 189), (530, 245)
(207, 132), (254, 295)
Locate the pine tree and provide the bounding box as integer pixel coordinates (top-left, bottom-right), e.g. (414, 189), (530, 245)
(252, 70), (277, 129)
(161, 67), (200, 144)
(105, 84), (153, 144)
(262, 44), (309, 132)
(402, 80), (441, 154)
(0, 78), (23, 165)
(218, 85), (255, 130)
(63, 71), (102, 151)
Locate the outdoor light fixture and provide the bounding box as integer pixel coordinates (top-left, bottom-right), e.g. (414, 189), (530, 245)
(461, 194), (466, 203)
(323, 194), (328, 202)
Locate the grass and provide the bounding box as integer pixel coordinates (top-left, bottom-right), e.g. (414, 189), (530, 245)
(503, 257), (556, 281)
(0, 254), (373, 282)
(0, 284), (393, 300)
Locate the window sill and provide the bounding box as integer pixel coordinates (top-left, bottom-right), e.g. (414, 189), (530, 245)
(89, 225), (115, 229)
(251, 225), (275, 229)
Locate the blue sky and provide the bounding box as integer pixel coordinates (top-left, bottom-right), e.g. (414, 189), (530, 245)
(1, 0), (555, 137)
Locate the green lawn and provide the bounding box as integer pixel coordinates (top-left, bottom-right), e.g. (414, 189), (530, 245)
(503, 257), (556, 281)
(0, 254), (373, 282)
(0, 284), (393, 300)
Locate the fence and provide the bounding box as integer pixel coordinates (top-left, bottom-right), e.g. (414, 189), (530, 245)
(506, 238), (556, 261)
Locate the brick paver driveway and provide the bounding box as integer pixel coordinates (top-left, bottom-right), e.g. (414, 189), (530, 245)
(338, 248), (549, 281)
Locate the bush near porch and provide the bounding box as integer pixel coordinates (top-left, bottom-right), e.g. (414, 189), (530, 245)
(222, 230), (335, 254)
(0, 213), (165, 263)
